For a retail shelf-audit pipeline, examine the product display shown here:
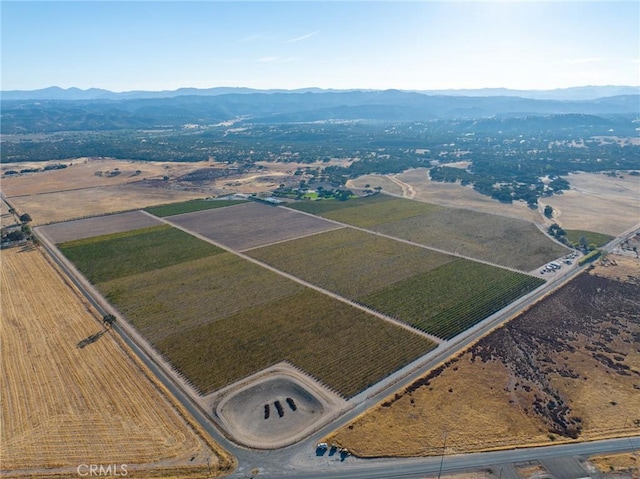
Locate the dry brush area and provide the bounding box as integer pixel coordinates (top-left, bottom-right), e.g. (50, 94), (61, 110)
(0, 247), (233, 476)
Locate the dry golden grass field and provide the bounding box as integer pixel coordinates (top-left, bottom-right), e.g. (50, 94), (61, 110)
(0, 247), (233, 476)
(0, 158), (213, 225)
(0, 158), (209, 196)
(590, 453), (639, 477)
(328, 256), (640, 457)
(4, 184), (205, 225)
(541, 171), (640, 235)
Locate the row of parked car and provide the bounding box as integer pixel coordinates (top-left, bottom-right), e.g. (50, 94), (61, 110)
(540, 251), (581, 274)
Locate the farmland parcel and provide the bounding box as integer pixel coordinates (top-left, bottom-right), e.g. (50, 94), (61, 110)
(288, 194), (569, 271)
(0, 247), (232, 475)
(58, 226), (436, 398)
(247, 227), (544, 339)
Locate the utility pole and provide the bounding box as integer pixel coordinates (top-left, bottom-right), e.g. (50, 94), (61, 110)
(437, 431), (448, 479)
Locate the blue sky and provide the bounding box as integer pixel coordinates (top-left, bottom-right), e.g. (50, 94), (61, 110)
(2, 1), (639, 92)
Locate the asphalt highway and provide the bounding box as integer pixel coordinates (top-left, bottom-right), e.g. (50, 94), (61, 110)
(230, 437), (640, 478)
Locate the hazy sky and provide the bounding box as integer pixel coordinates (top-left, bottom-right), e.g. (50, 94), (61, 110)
(2, 1), (639, 92)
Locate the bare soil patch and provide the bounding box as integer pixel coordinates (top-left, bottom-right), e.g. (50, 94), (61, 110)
(37, 211), (163, 243)
(215, 364), (344, 449)
(168, 202), (342, 251)
(329, 256), (640, 456)
(0, 247), (232, 474)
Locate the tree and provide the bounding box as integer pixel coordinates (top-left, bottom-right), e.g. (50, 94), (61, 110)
(19, 213), (32, 223)
(579, 235), (589, 250)
(543, 205), (553, 219)
(5, 230), (25, 242)
(102, 314), (116, 328)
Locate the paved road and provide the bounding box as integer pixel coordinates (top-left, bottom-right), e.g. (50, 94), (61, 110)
(232, 437), (640, 478)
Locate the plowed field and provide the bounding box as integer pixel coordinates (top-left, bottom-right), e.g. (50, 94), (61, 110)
(0, 247), (232, 474)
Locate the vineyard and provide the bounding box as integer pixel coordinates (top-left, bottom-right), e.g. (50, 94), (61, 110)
(167, 201), (340, 251)
(58, 225), (224, 283)
(100, 252), (304, 343)
(289, 194), (443, 227)
(288, 193), (569, 271)
(246, 227), (455, 298)
(248, 230), (544, 340)
(157, 289), (436, 397)
(59, 227), (436, 398)
(145, 198), (247, 217)
(360, 260), (545, 339)
(287, 192), (397, 216)
(38, 210), (163, 244)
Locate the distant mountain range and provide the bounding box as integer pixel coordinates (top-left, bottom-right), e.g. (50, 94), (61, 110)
(2, 85), (639, 101)
(2, 87), (639, 134)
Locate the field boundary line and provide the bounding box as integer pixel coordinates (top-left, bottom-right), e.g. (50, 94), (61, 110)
(239, 224), (346, 252)
(154, 198), (252, 218)
(140, 210), (443, 345)
(282, 204), (541, 275)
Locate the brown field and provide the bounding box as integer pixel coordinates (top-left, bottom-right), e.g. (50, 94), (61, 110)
(0, 247), (233, 475)
(168, 201), (342, 251)
(541, 171), (640, 235)
(328, 255), (640, 457)
(590, 453), (639, 477)
(5, 184), (206, 225)
(37, 211), (163, 243)
(0, 158), (209, 197)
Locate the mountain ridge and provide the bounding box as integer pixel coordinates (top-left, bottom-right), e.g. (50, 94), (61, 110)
(2, 85), (638, 102)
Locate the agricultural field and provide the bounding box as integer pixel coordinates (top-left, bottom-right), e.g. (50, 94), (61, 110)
(5, 183), (206, 225)
(145, 198), (248, 217)
(288, 193), (569, 271)
(1, 158), (212, 225)
(158, 288), (436, 397)
(0, 158), (183, 196)
(246, 227), (455, 298)
(329, 256), (640, 456)
(247, 227), (544, 339)
(167, 201), (341, 251)
(360, 260), (544, 339)
(0, 246), (232, 475)
(58, 227), (436, 398)
(58, 224), (224, 284)
(37, 210), (163, 243)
